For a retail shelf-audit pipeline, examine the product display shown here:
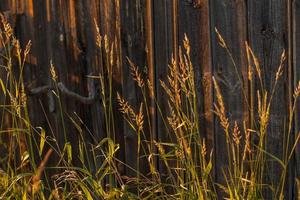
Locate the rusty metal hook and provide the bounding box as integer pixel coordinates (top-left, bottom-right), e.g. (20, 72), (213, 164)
(27, 75), (98, 112)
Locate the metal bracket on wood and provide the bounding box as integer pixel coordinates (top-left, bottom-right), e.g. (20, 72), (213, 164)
(27, 75), (98, 105)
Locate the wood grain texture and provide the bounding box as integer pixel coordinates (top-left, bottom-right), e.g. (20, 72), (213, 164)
(0, 0), (299, 198)
(248, 0), (289, 198)
(210, 0), (248, 195)
(152, 1), (179, 187)
(120, 0), (147, 177)
(293, 0), (300, 198)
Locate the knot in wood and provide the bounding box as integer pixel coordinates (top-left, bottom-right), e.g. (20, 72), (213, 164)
(261, 25), (275, 39)
(202, 72), (211, 94)
(184, 0), (202, 8)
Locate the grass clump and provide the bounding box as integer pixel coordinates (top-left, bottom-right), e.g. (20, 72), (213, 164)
(0, 15), (299, 200)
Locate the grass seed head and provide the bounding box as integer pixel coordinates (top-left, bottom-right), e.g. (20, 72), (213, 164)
(245, 42), (261, 80)
(213, 76), (229, 131)
(245, 41), (253, 81)
(183, 34), (190, 56)
(24, 40), (32, 57)
(127, 57), (144, 88)
(94, 20), (102, 48)
(294, 81), (300, 99)
(0, 14), (13, 39)
(50, 60), (58, 81)
(135, 103), (144, 132)
(215, 28), (227, 48)
(275, 50), (286, 81)
(117, 92), (135, 118)
(201, 139), (207, 157)
(233, 121), (242, 146)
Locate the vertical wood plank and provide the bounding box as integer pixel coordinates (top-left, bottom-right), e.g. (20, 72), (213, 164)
(80, 0), (105, 148)
(293, 0), (300, 199)
(120, 0), (140, 177)
(145, 0), (157, 165)
(210, 0), (248, 194)
(248, 0), (289, 198)
(198, 0), (214, 167)
(286, 0), (295, 198)
(153, 0), (176, 183)
(98, 0), (125, 178)
(120, 0), (152, 177)
(177, 0), (214, 167)
(0, 0), (9, 11)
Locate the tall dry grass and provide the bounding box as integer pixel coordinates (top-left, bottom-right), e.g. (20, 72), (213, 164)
(0, 14), (299, 200)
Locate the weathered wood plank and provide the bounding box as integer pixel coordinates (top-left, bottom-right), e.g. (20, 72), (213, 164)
(177, 0), (214, 172)
(0, 0), (9, 11)
(153, 0), (176, 184)
(120, 0), (147, 177)
(293, 0), (300, 198)
(145, 0), (157, 170)
(248, 0), (289, 198)
(77, 0), (104, 143)
(210, 0), (248, 195)
(0, 1), (299, 198)
(98, 0), (125, 180)
(197, 0), (215, 172)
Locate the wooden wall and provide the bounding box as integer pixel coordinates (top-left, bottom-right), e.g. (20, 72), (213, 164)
(0, 0), (299, 198)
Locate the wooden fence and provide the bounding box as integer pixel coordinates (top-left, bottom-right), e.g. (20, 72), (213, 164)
(0, 0), (300, 198)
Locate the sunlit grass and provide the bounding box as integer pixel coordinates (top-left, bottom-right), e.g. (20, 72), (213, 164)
(0, 14), (299, 200)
